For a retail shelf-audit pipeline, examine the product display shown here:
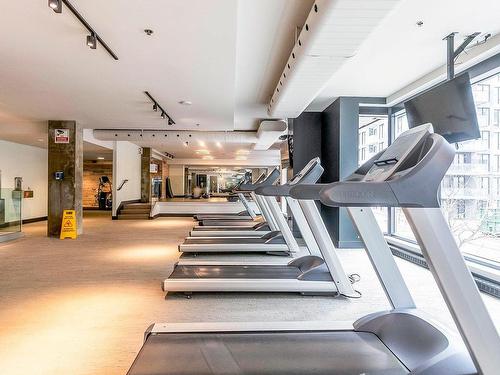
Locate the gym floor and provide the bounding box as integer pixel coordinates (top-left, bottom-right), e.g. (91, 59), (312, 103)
(0, 211), (498, 375)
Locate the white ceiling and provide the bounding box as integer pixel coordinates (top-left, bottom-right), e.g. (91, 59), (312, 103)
(308, 0), (500, 111)
(0, 0), (312, 155)
(83, 141), (113, 161)
(2, 0), (499, 160)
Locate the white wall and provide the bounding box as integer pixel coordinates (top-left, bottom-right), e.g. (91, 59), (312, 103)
(0, 140), (48, 220)
(112, 141), (141, 216)
(169, 165), (185, 196)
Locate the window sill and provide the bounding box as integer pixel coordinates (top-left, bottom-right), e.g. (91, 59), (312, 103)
(385, 235), (500, 298)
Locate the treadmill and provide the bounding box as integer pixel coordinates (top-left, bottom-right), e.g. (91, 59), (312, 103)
(193, 171), (267, 221)
(197, 168), (281, 227)
(164, 158), (357, 296)
(191, 171), (280, 236)
(178, 159), (323, 255)
(129, 124), (499, 375)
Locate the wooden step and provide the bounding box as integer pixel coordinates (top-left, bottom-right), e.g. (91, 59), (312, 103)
(117, 213), (150, 220)
(124, 203), (151, 209)
(121, 209), (150, 214)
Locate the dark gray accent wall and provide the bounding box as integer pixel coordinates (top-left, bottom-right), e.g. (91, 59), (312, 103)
(289, 113), (322, 172)
(291, 97), (376, 248)
(322, 98), (362, 248)
(288, 114), (322, 236)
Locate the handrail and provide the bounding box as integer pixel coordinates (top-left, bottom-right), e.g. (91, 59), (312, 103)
(117, 179), (129, 191)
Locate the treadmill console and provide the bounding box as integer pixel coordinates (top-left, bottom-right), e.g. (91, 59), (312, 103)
(364, 124), (432, 183)
(289, 157), (321, 185)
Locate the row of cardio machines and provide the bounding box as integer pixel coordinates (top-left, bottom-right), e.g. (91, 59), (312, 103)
(128, 124), (500, 375)
(164, 157), (360, 296)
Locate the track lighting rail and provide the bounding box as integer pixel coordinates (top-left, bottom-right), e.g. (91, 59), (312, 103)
(144, 91), (176, 125)
(49, 0), (119, 60)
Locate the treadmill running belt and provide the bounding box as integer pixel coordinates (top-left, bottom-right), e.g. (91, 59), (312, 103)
(183, 238), (270, 245)
(193, 226), (258, 231)
(128, 331), (408, 375)
(169, 265), (332, 281)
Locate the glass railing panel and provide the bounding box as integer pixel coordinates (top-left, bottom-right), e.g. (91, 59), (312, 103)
(0, 188), (22, 236)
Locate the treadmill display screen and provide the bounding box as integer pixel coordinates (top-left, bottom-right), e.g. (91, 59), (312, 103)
(404, 73), (479, 143)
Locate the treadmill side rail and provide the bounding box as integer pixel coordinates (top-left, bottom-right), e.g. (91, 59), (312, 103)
(404, 207), (500, 375)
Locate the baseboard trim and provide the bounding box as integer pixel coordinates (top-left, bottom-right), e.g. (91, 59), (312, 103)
(151, 213), (194, 219)
(23, 216), (48, 224)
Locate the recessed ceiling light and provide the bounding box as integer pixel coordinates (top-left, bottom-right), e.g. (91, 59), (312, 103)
(198, 140), (206, 147)
(144, 29), (154, 36)
(178, 100), (192, 106)
(216, 142), (222, 148)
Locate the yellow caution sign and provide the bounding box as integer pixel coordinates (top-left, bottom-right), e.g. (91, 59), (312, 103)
(60, 210), (77, 240)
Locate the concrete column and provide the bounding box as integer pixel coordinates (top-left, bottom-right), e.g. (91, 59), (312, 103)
(47, 121), (83, 237)
(140, 147), (151, 203)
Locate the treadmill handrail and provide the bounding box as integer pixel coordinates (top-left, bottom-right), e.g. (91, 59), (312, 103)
(289, 184), (330, 200)
(238, 168), (280, 192)
(255, 161), (324, 197)
(255, 185), (291, 197)
(319, 135), (454, 208)
(290, 135), (454, 208)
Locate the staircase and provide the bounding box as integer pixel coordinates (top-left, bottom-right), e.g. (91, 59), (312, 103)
(117, 203), (151, 220)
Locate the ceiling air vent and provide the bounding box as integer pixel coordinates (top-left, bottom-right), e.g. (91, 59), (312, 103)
(268, 0), (401, 119)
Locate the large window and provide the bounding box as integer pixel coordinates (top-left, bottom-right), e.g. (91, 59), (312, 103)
(440, 72), (500, 262)
(388, 72), (500, 262)
(358, 115), (389, 232)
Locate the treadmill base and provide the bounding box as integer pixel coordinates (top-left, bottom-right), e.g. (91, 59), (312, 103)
(128, 329), (408, 375)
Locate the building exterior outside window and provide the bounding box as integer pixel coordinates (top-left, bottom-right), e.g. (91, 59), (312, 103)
(358, 115), (388, 231)
(390, 72), (500, 262)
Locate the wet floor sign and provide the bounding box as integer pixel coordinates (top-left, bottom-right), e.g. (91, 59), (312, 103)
(60, 210), (77, 239)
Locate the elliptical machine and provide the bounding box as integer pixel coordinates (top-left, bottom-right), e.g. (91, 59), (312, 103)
(96, 176), (112, 210)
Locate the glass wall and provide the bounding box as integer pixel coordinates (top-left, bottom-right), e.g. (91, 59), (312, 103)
(0, 188), (22, 238)
(384, 72), (500, 263)
(358, 115), (389, 232)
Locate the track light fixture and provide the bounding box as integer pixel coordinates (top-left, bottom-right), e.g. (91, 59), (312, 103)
(48, 0), (118, 60)
(49, 0), (62, 13)
(144, 91), (176, 126)
(86, 33), (97, 49)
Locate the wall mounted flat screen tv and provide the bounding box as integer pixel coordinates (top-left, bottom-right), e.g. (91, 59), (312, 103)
(404, 73), (480, 143)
